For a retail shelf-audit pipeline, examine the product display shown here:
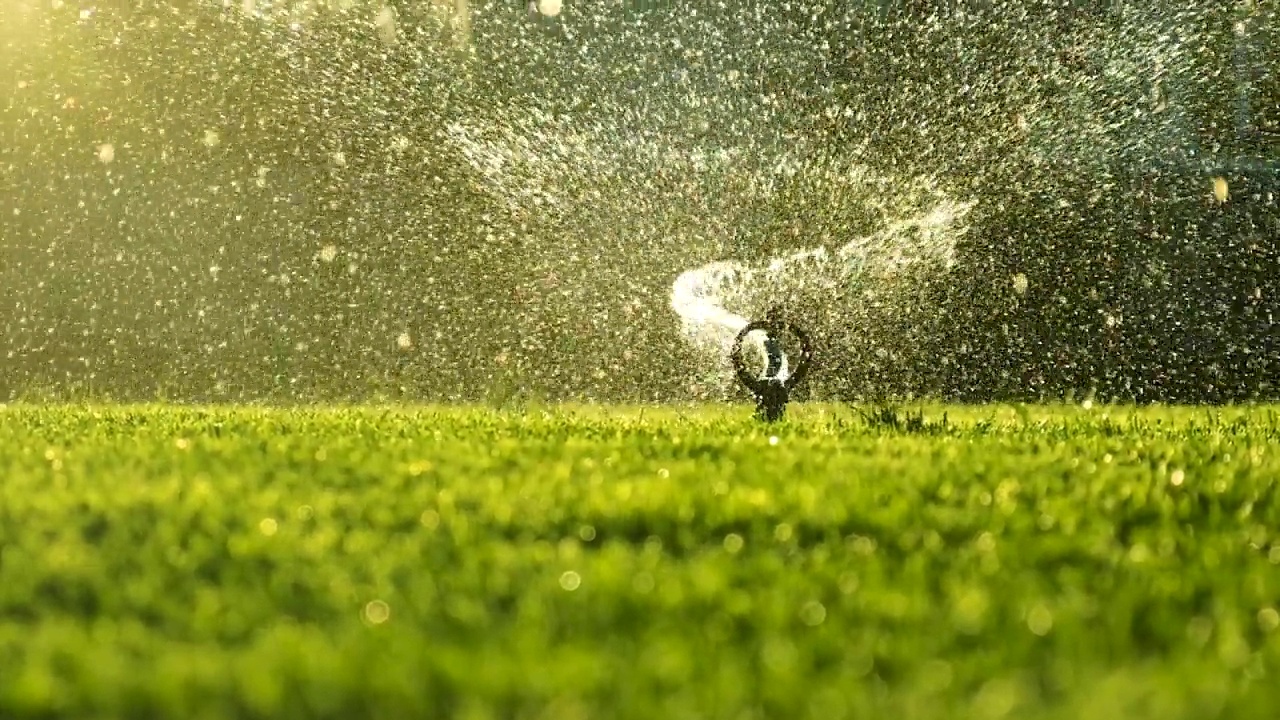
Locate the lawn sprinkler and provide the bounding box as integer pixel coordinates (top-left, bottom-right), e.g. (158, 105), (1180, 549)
(730, 308), (813, 423)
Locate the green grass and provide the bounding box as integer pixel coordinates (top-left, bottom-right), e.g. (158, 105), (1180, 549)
(2, 402), (1280, 719)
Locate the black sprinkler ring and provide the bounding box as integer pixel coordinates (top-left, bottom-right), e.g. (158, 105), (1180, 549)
(731, 316), (813, 423)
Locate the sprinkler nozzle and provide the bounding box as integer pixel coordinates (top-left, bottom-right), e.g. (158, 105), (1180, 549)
(730, 309), (813, 422)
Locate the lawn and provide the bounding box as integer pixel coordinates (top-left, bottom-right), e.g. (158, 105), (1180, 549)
(1, 403), (1279, 719)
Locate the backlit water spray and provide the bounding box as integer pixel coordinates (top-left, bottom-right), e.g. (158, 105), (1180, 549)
(445, 84), (977, 399)
(670, 192), (974, 396)
(4, 1), (1274, 403)
(448, 110), (976, 396)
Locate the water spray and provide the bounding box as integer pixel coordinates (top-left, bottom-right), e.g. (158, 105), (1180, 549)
(669, 195), (974, 403)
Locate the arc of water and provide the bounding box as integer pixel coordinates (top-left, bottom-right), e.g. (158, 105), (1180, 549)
(670, 261), (791, 381)
(670, 197), (975, 393)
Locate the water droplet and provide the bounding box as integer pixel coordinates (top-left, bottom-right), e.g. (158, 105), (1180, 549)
(559, 571), (581, 591)
(1027, 603), (1053, 636)
(258, 517), (278, 536)
(1212, 176), (1229, 204)
(1258, 608), (1280, 633)
(828, 570), (855, 595)
(800, 601), (827, 626)
(373, 6), (398, 44)
(420, 509), (440, 530)
(1011, 273), (1029, 295)
(1187, 616), (1214, 647)
(363, 600), (391, 625)
(632, 572), (654, 594)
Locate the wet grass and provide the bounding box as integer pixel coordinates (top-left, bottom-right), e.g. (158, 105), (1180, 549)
(2, 402), (1279, 719)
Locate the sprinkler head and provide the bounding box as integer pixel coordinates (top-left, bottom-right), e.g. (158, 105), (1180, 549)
(730, 310), (814, 423)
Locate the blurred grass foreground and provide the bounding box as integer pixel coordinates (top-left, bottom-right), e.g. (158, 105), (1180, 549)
(2, 403), (1280, 718)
